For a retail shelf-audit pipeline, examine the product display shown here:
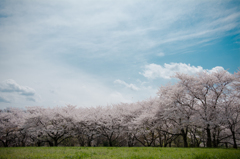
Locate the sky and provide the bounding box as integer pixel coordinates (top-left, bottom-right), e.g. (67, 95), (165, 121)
(0, 0), (239, 109)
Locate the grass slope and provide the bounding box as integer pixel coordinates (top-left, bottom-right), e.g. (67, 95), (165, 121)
(0, 147), (239, 159)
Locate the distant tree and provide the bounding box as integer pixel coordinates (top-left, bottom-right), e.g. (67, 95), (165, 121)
(26, 106), (75, 146)
(132, 98), (159, 147)
(0, 108), (23, 147)
(94, 106), (124, 147)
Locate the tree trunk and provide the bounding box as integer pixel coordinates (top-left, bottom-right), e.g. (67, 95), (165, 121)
(127, 141), (132, 147)
(232, 131), (237, 149)
(108, 133), (113, 147)
(48, 141), (54, 147)
(37, 141), (41, 147)
(109, 140), (113, 147)
(212, 134), (217, 148)
(54, 139), (58, 146)
(206, 126), (212, 147)
(164, 143), (168, 147)
(79, 140), (85, 146)
(181, 129), (188, 147)
(225, 142), (228, 148)
(78, 135), (85, 146)
(2, 141), (8, 147)
(158, 134), (162, 147)
(87, 140), (91, 147)
(127, 135), (134, 147)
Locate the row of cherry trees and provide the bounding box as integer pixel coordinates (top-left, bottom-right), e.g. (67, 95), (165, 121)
(0, 69), (239, 148)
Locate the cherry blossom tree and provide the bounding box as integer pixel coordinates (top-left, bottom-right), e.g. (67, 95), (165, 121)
(0, 108), (24, 147)
(74, 107), (100, 147)
(221, 87), (240, 148)
(157, 83), (197, 147)
(131, 98), (159, 147)
(94, 105), (124, 147)
(26, 106), (75, 146)
(175, 70), (235, 147)
(116, 102), (141, 147)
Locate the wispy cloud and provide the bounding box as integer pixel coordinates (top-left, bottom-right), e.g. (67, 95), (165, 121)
(26, 97), (36, 102)
(0, 0), (239, 108)
(0, 79), (35, 96)
(114, 79), (139, 91)
(156, 52), (165, 57)
(0, 0), (239, 60)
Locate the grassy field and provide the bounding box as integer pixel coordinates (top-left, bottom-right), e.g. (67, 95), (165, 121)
(0, 147), (239, 159)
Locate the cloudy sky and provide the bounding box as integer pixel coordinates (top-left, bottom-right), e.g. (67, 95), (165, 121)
(0, 0), (239, 109)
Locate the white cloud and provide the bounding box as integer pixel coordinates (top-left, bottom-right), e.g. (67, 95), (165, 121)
(114, 79), (139, 91)
(207, 66), (225, 73)
(0, 79), (36, 104)
(0, 79), (35, 96)
(140, 63), (225, 79)
(157, 52), (165, 57)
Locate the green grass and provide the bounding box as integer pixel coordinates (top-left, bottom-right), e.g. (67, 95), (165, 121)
(0, 147), (239, 159)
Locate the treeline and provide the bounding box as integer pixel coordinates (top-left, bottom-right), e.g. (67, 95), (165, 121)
(0, 69), (239, 148)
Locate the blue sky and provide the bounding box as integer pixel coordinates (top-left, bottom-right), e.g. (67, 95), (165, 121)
(0, 0), (239, 109)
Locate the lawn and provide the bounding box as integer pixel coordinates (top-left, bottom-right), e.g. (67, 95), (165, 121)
(0, 147), (239, 159)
